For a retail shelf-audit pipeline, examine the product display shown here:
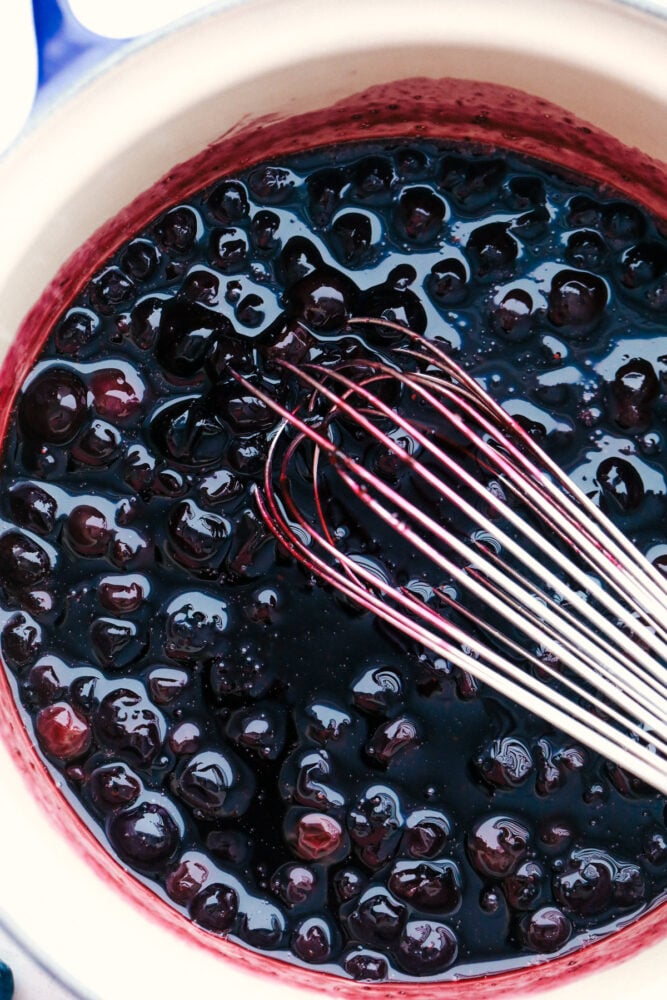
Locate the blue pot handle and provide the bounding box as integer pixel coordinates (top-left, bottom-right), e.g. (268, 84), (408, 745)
(31, 0), (128, 109)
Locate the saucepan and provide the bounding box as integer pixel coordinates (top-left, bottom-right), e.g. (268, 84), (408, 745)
(0, 1), (666, 997)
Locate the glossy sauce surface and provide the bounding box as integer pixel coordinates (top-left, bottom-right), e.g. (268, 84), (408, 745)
(1, 140), (666, 982)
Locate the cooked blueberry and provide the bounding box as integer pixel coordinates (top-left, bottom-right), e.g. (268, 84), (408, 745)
(503, 861), (545, 911)
(565, 229), (608, 270)
(0, 531), (51, 592)
(547, 269), (608, 329)
(72, 419), (122, 467)
(271, 863), (319, 908)
(35, 701), (90, 760)
(239, 902), (286, 949)
(467, 222), (518, 276)
(64, 505), (112, 558)
(351, 667), (403, 715)
(18, 368), (87, 444)
(147, 666), (189, 705)
(307, 168), (344, 227)
(330, 211), (375, 266)
(130, 295), (164, 350)
(291, 811), (346, 862)
(305, 701), (352, 745)
(88, 762), (142, 811)
(164, 591), (228, 660)
(474, 737), (533, 789)
(285, 267), (358, 333)
(248, 165), (296, 203)
(348, 785), (404, 869)
(90, 616), (146, 670)
(155, 299), (227, 378)
(154, 205), (199, 253)
(167, 500), (230, 567)
(208, 180), (250, 224)
(250, 210), (281, 252)
(610, 357), (659, 430)
(596, 456), (644, 513)
(120, 238), (160, 281)
(403, 809), (451, 859)
(601, 201), (646, 247)
(54, 308), (99, 356)
(343, 950), (389, 982)
(0, 611), (42, 670)
(173, 748), (254, 818)
(94, 688), (165, 764)
(427, 257), (468, 304)
(394, 920), (458, 976)
(190, 882), (239, 933)
(466, 816), (531, 879)
(490, 288), (536, 340)
(358, 277), (427, 335)
(227, 702), (286, 759)
(89, 267), (135, 313)
(291, 916), (335, 964)
(395, 186), (446, 243)
(24, 656), (69, 706)
(353, 156), (395, 201)
(506, 175), (545, 210)
(553, 852), (614, 916)
(89, 367), (143, 421)
(439, 155), (505, 210)
(165, 857), (209, 905)
(345, 888), (406, 946)
(107, 800), (180, 871)
(520, 907), (572, 953)
(9, 484), (56, 537)
(209, 227), (248, 272)
(389, 860), (462, 912)
(333, 868), (366, 903)
(366, 716), (419, 766)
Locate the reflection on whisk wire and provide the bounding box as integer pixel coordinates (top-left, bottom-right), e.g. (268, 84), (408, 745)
(230, 317), (667, 795)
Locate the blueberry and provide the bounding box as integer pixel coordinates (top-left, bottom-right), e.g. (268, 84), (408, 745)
(207, 180), (250, 225)
(343, 950), (389, 982)
(167, 500), (230, 567)
(348, 784), (404, 869)
(199, 468), (244, 507)
(307, 168), (344, 227)
(567, 195), (601, 228)
(403, 809), (451, 859)
(209, 227), (248, 271)
(601, 201), (646, 247)
(427, 257), (468, 305)
(72, 419), (122, 467)
(358, 276), (427, 335)
(147, 666), (189, 705)
(163, 591), (229, 661)
(467, 222), (518, 276)
(107, 800), (181, 871)
(291, 915), (335, 964)
(610, 358), (659, 430)
(94, 688), (166, 764)
(35, 701), (91, 759)
(618, 241), (667, 289)
(18, 368), (87, 444)
(466, 815), (531, 879)
(90, 616), (146, 670)
(120, 238), (160, 281)
(330, 211), (375, 266)
(388, 859), (462, 912)
(394, 919), (458, 976)
(352, 156), (396, 202)
(305, 701), (352, 745)
(88, 762), (142, 812)
(333, 868), (366, 903)
(285, 266), (358, 333)
(351, 667), (403, 715)
(474, 736), (534, 789)
(503, 860), (544, 911)
(506, 175), (546, 210)
(250, 210), (281, 252)
(151, 397), (228, 469)
(173, 748), (255, 818)
(345, 888), (407, 946)
(0, 531), (51, 592)
(553, 851), (614, 916)
(395, 186), (446, 243)
(439, 155), (505, 211)
(130, 295), (164, 350)
(0, 611), (42, 670)
(248, 165), (296, 203)
(64, 505), (112, 558)
(155, 299), (227, 379)
(565, 230), (608, 270)
(283, 748), (345, 811)
(165, 857), (209, 905)
(271, 863), (319, 907)
(596, 456), (644, 514)
(291, 811), (346, 862)
(217, 382), (278, 434)
(239, 902), (286, 949)
(490, 288), (536, 341)
(154, 205), (199, 253)
(520, 906), (572, 953)
(89, 368), (143, 422)
(547, 269), (608, 329)
(366, 716), (419, 766)
(227, 702), (286, 759)
(190, 882), (239, 933)
(54, 308), (99, 356)
(88, 267), (135, 314)
(24, 656), (69, 707)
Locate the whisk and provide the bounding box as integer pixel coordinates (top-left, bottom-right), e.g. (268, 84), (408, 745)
(230, 318), (667, 795)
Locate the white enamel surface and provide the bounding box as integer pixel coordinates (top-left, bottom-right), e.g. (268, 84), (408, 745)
(0, 0), (37, 153)
(0, 1), (666, 998)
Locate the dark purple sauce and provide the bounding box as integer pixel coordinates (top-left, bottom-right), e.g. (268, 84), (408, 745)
(1, 139), (666, 982)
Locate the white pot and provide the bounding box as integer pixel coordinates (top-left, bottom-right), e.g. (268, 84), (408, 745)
(0, 1), (665, 998)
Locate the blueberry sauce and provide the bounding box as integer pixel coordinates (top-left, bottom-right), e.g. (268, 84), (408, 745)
(1, 140), (666, 982)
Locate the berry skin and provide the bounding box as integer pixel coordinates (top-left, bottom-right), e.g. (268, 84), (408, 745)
(94, 689), (166, 765)
(520, 907), (572, 953)
(107, 800), (181, 872)
(466, 816), (531, 879)
(345, 888), (407, 947)
(394, 920), (458, 976)
(291, 916), (336, 964)
(388, 860), (462, 913)
(88, 763), (142, 812)
(173, 749), (255, 819)
(166, 857), (209, 905)
(189, 882), (239, 933)
(35, 702), (90, 760)
(90, 368), (143, 421)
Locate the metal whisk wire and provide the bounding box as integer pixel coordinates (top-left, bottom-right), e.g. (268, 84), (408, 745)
(229, 319), (667, 794)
